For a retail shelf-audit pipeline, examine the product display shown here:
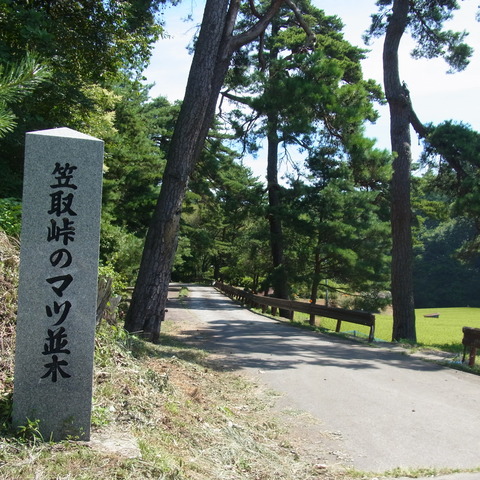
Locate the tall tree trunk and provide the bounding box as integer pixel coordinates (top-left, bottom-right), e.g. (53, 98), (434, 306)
(124, 0), (285, 342)
(265, 14), (289, 313)
(124, 1), (236, 342)
(266, 115), (290, 316)
(383, 0), (416, 342)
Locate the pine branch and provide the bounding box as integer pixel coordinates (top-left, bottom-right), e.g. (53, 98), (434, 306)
(0, 109), (16, 137)
(229, 0), (285, 52)
(0, 53), (51, 104)
(0, 53), (51, 138)
(284, 0), (316, 47)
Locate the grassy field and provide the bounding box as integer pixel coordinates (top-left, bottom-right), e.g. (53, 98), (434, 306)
(302, 307), (480, 355)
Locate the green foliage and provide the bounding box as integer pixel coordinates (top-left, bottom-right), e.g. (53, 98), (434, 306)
(0, 392), (12, 433)
(365, 0), (473, 73)
(96, 86), (178, 285)
(226, 2), (383, 153)
(0, 197), (21, 237)
(94, 322), (132, 368)
(0, 0), (163, 79)
(219, 0), (388, 303)
(90, 406), (113, 428)
(340, 291), (392, 313)
(216, 222), (271, 292)
(0, 53), (51, 137)
(418, 121), (480, 283)
(98, 264), (128, 296)
(15, 418), (44, 443)
(282, 143), (391, 302)
(414, 218), (480, 308)
(364, 0), (474, 341)
(100, 220), (144, 286)
(102, 89), (173, 238)
(0, 1), (178, 292)
(0, 232), (19, 392)
(174, 132), (267, 284)
(0, 0), (165, 197)
(422, 121), (480, 221)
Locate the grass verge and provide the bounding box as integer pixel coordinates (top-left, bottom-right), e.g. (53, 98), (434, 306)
(0, 319), (357, 480)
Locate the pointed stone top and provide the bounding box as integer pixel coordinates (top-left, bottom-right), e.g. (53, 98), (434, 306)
(27, 127), (102, 142)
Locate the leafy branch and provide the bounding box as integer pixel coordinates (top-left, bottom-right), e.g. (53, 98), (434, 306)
(0, 53), (51, 137)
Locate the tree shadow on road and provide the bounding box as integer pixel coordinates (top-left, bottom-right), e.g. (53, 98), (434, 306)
(165, 294), (449, 376)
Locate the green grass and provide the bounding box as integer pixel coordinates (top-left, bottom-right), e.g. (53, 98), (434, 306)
(295, 307), (480, 355)
(377, 308), (480, 349)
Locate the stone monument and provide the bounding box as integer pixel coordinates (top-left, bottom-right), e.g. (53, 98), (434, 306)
(12, 127), (104, 441)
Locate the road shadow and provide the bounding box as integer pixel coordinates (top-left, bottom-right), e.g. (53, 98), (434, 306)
(166, 292), (447, 375)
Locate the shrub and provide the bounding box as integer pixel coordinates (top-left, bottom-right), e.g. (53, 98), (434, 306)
(0, 198), (22, 237)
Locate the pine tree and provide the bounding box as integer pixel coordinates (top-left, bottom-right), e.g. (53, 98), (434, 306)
(365, 0), (473, 341)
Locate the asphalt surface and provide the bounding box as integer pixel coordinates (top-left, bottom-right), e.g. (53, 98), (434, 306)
(166, 284), (480, 478)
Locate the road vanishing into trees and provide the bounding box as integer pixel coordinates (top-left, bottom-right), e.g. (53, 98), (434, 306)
(165, 284), (480, 477)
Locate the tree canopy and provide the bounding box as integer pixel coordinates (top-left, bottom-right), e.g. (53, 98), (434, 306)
(0, 0), (164, 196)
(1, 0), (479, 345)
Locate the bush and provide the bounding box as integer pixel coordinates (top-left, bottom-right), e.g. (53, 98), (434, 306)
(100, 221), (144, 286)
(0, 198), (22, 237)
(340, 291), (391, 313)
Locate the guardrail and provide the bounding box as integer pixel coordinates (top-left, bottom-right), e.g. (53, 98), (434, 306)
(214, 282), (376, 342)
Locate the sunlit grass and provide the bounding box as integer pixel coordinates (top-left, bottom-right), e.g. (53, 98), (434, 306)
(295, 307), (480, 354)
(1, 321), (328, 480)
(376, 308), (480, 351)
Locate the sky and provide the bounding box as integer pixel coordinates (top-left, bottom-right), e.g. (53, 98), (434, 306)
(143, 1), (480, 178)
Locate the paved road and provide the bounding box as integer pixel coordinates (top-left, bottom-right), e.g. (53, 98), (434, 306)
(166, 285), (480, 477)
